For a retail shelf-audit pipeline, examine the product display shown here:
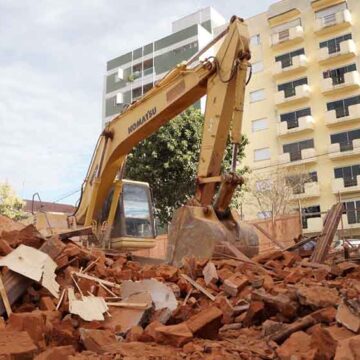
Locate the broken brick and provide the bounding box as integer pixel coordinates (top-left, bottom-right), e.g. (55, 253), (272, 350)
(0, 330), (37, 359)
(186, 307), (223, 339)
(34, 345), (75, 360)
(223, 273), (248, 296)
(297, 285), (339, 309)
(154, 323), (193, 347)
(336, 302), (360, 334)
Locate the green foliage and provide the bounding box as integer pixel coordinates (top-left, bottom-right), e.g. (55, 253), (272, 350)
(0, 182), (27, 220)
(126, 107), (248, 225)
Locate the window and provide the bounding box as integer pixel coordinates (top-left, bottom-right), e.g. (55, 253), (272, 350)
(286, 171), (318, 194)
(254, 147), (270, 161)
(283, 139), (314, 162)
(280, 108), (311, 130)
(323, 63), (356, 85)
(327, 95), (360, 118)
(250, 89), (265, 103)
(331, 128), (360, 152)
(320, 33), (352, 54)
(343, 200), (360, 224)
(275, 48), (305, 69)
(143, 82), (153, 94)
(252, 61), (264, 74)
(272, 18), (301, 33)
(316, 2), (347, 25)
(301, 205), (321, 229)
(250, 34), (261, 46)
(257, 211), (272, 219)
(132, 86), (142, 99)
(143, 59), (153, 77)
(132, 63), (142, 80)
(256, 179), (272, 191)
(252, 118), (268, 132)
(278, 77), (308, 98)
(173, 41), (197, 54)
(334, 164), (360, 187)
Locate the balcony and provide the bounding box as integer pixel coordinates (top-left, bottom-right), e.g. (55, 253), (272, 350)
(275, 84), (310, 107)
(321, 71), (360, 95)
(328, 139), (360, 160)
(325, 104), (360, 127)
(319, 40), (356, 65)
(340, 214), (360, 230)
(290, 182), (321, 200)
(278, 116), (315, 137)
(332, 176), (360, 194)
(273, 55), (308, 78)
(279, 148), (317, 167)
(315, 9), (352, 35)
(303, 217), (323, 234)
(271, 26), (304, 49)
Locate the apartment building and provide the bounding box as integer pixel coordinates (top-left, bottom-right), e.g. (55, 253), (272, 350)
(242, 0), (360, 237)
(102, 7), (226, 126)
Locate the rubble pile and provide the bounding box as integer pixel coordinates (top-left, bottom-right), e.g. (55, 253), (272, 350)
(0, 215), (360, 359)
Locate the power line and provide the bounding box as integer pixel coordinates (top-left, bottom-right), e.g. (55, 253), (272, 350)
(54, 189), (81, 203)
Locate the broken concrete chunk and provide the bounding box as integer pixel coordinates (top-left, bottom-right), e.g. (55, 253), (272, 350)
(203, 262), (218, 286)
(121, 279), (177, 311)
(154, 323), (193, 347)
(0, 330), (37, 359)
(34, 345), (75, 360)
(334, 335), (360, 360)
(336, 302), (360, 334)
(79, 328), (117, 354)
(297, 285), (339, 309)
(186, 307), (223, 339)
(276, 331), (316, 360)
(68, 288), (108, 322)
(223, 273), (248, 296)
(0, 244), (60, 298)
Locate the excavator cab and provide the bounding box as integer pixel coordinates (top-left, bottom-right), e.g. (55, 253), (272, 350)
(100, 180), (156, 250)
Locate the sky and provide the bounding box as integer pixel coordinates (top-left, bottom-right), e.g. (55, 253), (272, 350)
(0, 0), (276, 205)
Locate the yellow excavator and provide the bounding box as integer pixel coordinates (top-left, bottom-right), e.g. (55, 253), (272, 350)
(34, 16), (259, 265)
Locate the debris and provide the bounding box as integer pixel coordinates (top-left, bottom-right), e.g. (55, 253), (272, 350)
(0, 330), (37, 358)
(121, 279), (177, 311)
(180, 273), (215, 301)
(72, 271), (121, 290)
(0, 273), (12, 317)
(0, 244), (59, 298)
(311, 203), (343, 264)
(154, 323), (193, 347)
(336, 301), (360, 333)
(203, 261), (218, 285)
(186, 306), (223, 338)
(68, 288), (108, 321)
(296, 285), (340, 309)
(334, 335), (360, 360)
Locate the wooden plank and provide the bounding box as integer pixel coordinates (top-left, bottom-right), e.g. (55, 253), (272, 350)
(73, 271), (121, 289)
(0, 236), (65, 316)
(180, 274), (215, 301)
(0, 274), (12, 317)
(283, 236), (317, 252)
(311, 203), (343, 264)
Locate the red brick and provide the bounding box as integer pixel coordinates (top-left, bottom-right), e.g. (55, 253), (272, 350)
(0, 330), (37, 359)
(34, 345), (75, 360)
(154, 323), (193, 347)
(39, 297), (56, 311)
(186, 307), (223, 339)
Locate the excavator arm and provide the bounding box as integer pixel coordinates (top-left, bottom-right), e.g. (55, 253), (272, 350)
(75, 17), (250, 226)
(69, 16), (257, 263)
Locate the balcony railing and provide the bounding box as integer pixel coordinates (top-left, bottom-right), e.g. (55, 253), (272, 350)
(279, 148), (317, 167)
(271, 26), (304, 48)
(332, 176), (360, 194)
(321, 71), (360, 95)
(273, 54), (308, 78)
(319, 39), (356, 65)
(278, 116), (314, 136)
(315, 9), (352, 35)
(325, 103), (360, 126)
(290, 182), (320, 200)
(328, 139), (360, 159)
(275, 84), (310, 106)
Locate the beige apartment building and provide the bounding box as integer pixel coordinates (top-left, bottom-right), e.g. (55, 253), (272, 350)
(241, 0), (360, 237)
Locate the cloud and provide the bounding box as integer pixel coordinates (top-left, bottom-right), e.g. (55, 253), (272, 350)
(0, 0), (276, 204)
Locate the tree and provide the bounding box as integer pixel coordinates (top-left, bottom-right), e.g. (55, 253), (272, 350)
(0, 182), (27, 220)
(244, 167), (314, 220)
(125, 107), (248, 225)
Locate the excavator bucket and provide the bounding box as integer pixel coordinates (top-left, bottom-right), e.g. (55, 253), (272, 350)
(166, 205), (259, 266)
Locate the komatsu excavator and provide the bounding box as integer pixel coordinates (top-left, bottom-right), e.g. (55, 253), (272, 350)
(34, 16), (259, 265)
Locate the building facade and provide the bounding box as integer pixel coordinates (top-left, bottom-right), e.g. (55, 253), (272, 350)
(242, 0), (360, 237)
(102, 7), (226, 126)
